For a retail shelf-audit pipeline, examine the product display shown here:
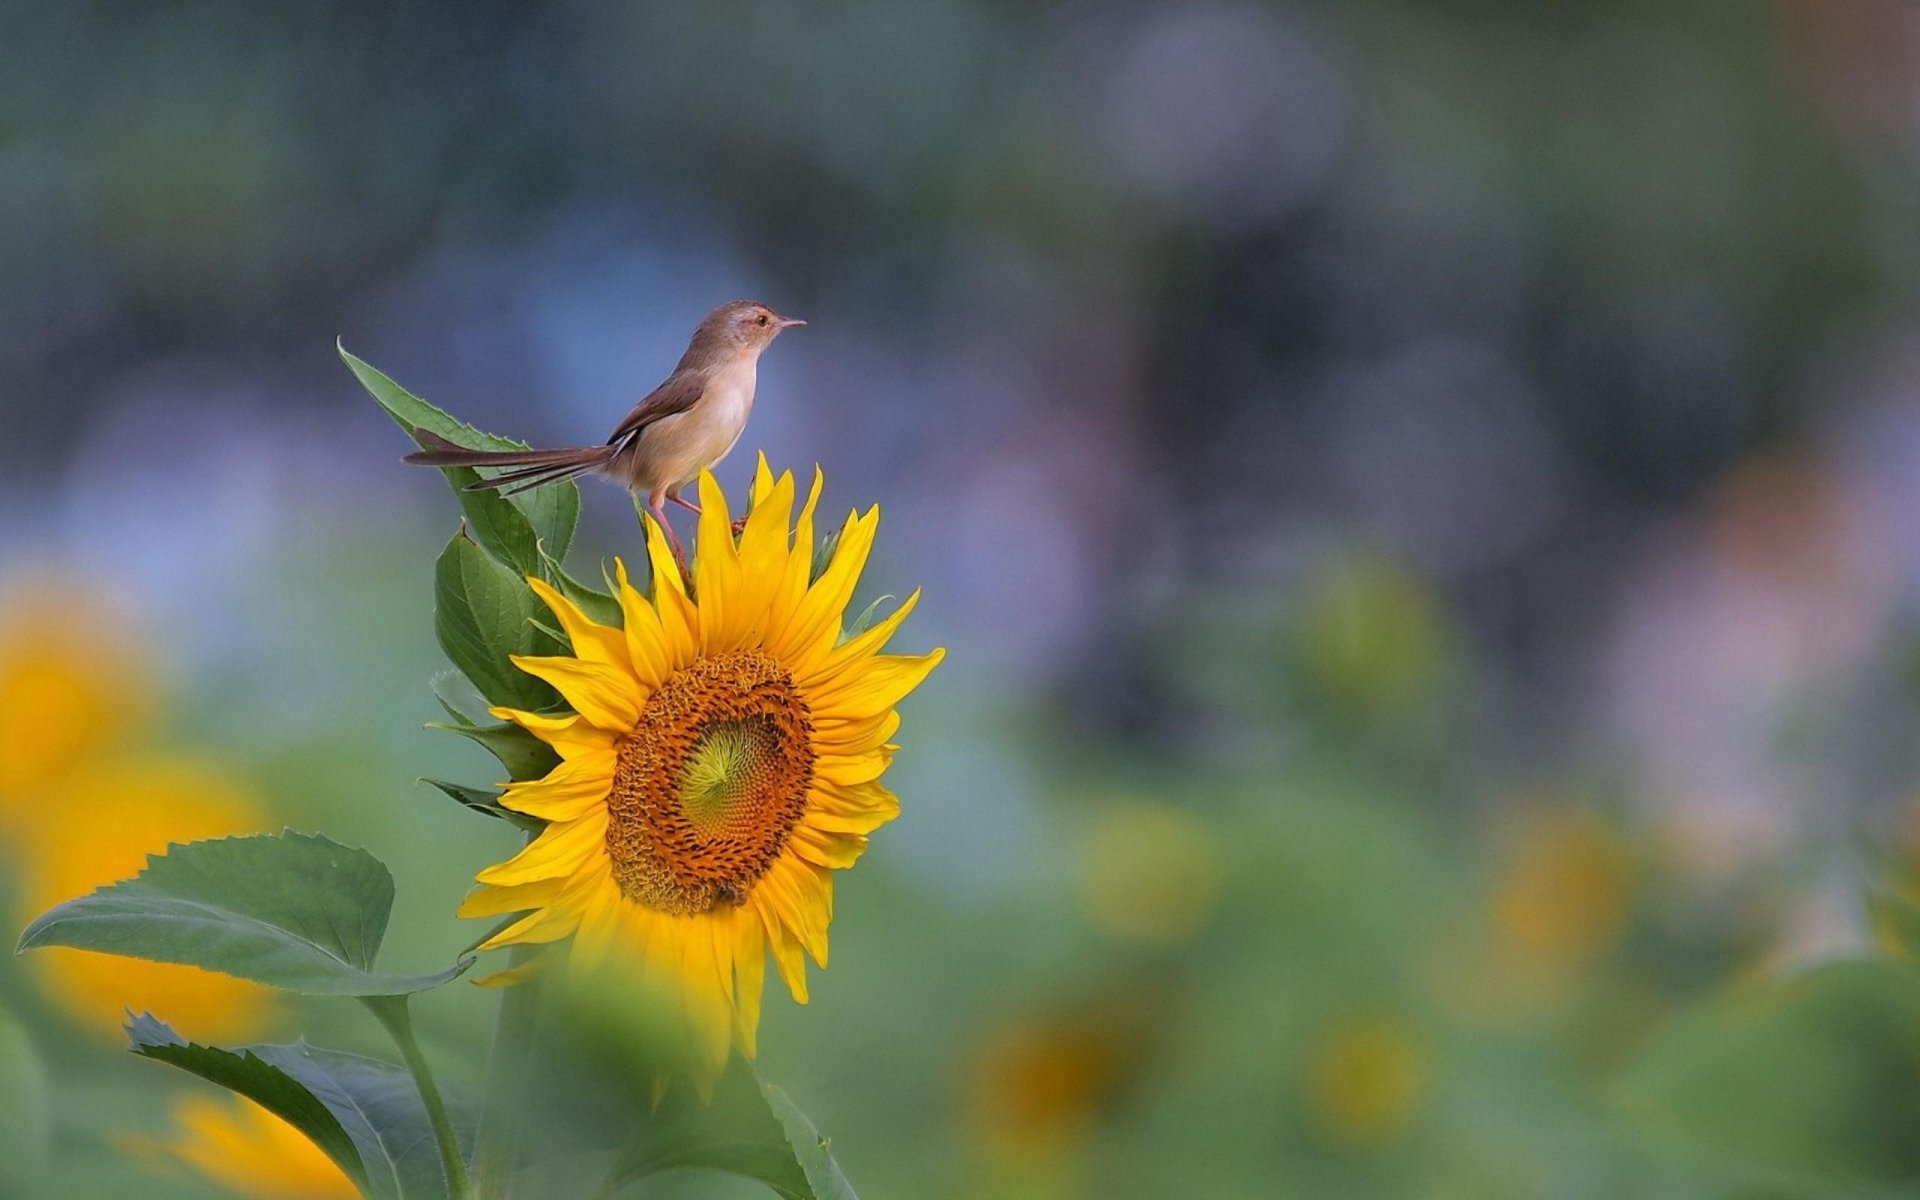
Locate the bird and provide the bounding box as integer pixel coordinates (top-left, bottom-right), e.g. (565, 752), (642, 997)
(402, 299), (805, 559)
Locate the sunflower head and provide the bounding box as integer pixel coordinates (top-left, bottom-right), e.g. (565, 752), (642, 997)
(459, 457), (941, 1090)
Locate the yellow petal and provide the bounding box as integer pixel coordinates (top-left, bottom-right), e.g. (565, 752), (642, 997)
(455, 875), (568, 919)
(801, 867), (834, 967)
(693, 470), (745, 653)
(772, 508), (878, 662)
(806, 780), (901, 835)
(509, 656), (643, 731)
(679, 914), (734, 1079)
(643, 514), (699, 668)
(500, 757), (614, 821)
(766, 468), (826, 642)
(734, 467), (796, 623)
(526, 576), (630, 673)
(814, 748), (894, 787)
(706, 909), (736, 1007)
(730, 909), (767, 1058)
(570, 879), (632, 968)
(789, 823), (868, 870)
(487, 708), (618, 763)
(751, 452), (776, 506)
(474, 811), (607, 886)
(758, 855), (831, 966)
(612, 558), (673, 691)
(805, 649), (945, 722)
(472, 954), (557, 988)
(760, 907), (809, 1005)
(476, 879), (592, 949)
(810, 710), (900, 759)
(796, 589), (922, 684)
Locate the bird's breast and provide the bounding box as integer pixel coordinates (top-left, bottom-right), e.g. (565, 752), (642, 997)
(631, 361), (757, 493)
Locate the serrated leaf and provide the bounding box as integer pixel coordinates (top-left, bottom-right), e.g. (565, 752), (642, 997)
(608, 1058), (858, 1200)
(17, 833), (471, 997)
(128, 1013), (471, 1200)
(427, 719), (561, 782)
(435, 530), (562, 711)
(341, 343), (579, 575)
(421, 778), (542, 832)
(765, 1084), (858, 1200)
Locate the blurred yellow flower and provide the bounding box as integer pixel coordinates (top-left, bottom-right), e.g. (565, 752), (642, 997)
(1489, 807), (1630, 976)
(133, 1093), (355, 1199)
(1076, 801), (1219, 946)
(0, 584), (152, 821)
(1302, 1014), (1431, 1149)
(1429, 804), (1634, 1025)
(24, 758), (276, 1042)
(967, 1018), (1127, 1164)
(462, 461), (941, 1091)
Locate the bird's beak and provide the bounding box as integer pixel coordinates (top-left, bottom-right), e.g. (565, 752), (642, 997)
(775, 316), (807, 329)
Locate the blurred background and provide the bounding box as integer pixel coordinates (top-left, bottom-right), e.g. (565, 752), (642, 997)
(6, 1), (1920, 1196)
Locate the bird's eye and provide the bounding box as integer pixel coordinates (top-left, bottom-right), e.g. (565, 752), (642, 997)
(756, 314), (769, 325)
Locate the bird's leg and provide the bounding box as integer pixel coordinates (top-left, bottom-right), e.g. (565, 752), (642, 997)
(670, 487), (746, 535)
(647, 490), (689, 569)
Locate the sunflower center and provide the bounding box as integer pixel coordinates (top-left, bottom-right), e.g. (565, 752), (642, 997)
(605, 650), (814, 915)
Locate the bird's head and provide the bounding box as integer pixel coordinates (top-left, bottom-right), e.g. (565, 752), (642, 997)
(690, 300), (806, 360)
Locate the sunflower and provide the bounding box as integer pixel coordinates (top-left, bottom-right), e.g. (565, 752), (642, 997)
(459, 457), (941, 1086)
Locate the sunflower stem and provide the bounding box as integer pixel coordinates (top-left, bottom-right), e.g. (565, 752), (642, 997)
(473, 943), (546, 1199)
(362, 994), (474, 1200)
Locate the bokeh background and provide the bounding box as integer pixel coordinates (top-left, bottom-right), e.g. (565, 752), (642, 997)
(6, 2), (1920, 1197)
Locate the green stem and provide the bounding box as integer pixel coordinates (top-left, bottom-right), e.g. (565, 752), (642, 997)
(363, 994), (473, 1200)
(472, 944), (546, 1199)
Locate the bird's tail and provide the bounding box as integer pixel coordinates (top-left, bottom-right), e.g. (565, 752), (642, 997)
(402, 429), (616, 496)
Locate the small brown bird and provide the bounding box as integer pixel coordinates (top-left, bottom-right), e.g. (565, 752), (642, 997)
(403, 299), (805, 557)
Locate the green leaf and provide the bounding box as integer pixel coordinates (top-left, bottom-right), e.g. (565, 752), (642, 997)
(1616, 959), (1920, 1187)
(427, 717), (560, 782)
(435, 530), (562, 712)
(128, 1013), (472, 1200)
(810, 529), (841, 583)
(608, 1057), (858, 1200)
(536, 542), (622, 626)
(429, 670), (489, 726)
(17, 832), (472, 997)
(421, 778), (542, 832)
(842, 594), (895, 642)
(538, 544), (624, 628)
(764, 1084), (858, 1199)
(425, 673), (560, 781)
(341, 342), (579, 575)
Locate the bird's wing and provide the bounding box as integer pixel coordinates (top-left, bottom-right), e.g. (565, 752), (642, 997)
(606, 370), (708, 446)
